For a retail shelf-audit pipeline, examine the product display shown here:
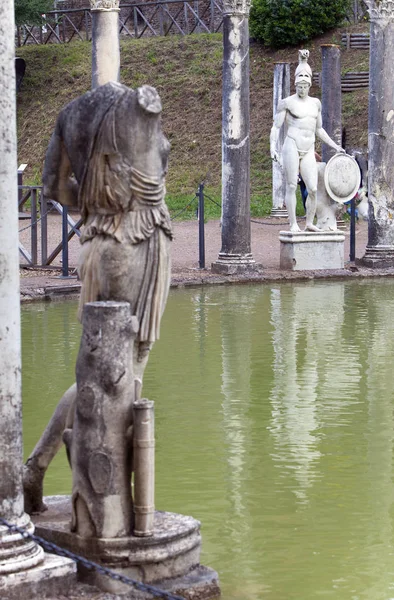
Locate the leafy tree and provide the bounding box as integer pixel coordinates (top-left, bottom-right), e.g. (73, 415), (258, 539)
(15, 0), (54, 26)
(250, 0), (351, 48)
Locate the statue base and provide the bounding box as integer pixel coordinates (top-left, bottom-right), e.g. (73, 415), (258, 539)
(360, 245), (394, 268)
(0, 554), (76, 599)
(279, 230), (345, 270)
(32, 496), (220, 598)
(211, 252), (258, 275)
(270, 207), (288, 218)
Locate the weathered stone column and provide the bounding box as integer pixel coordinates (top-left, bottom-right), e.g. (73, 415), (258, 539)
(362, 1), (394, 267)
(321, 45), (342, 163)
(91, 0), (120, 89)
(271, 62), (290, 217)
(64, 302), (137, 539)
(212, 0), (255, 274)
(0, 0), (75, 593)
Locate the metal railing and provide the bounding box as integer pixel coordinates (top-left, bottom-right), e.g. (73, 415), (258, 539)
(18, 185), (82, 272)
(16, 0), (223, 46)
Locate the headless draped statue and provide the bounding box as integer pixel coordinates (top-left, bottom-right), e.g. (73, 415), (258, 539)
(270, 50), (345, 232)
(24, 82), (172, 514)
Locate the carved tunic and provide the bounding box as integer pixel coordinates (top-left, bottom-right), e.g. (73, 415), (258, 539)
(43, 82), (172, 344)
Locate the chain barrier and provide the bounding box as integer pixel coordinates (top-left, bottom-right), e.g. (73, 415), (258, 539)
(203, 193), (221, 209)
(170, 194), (198, 221)
(19, 204), (56, 234)
(0, 517), (184, 600)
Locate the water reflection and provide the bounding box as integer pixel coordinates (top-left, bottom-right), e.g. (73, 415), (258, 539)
(21, 280), (394, 600)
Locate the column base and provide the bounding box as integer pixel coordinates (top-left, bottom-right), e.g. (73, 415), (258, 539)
(360, 245), (394, 268)
(211, 253), (257, 275)
(0, 512), (76, 599)
(270, 207), (288, 218)
(0, 554), (76, 599)
(32, 495), (220, 599)
(279, 230), (345, 270)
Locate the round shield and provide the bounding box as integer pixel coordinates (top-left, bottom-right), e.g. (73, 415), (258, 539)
(324, 153), (361, 203)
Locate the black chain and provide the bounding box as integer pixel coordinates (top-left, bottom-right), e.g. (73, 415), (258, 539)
(170, 195), (198, 221)
(203, 194), (221, 208)
(0, 517), (184, 600)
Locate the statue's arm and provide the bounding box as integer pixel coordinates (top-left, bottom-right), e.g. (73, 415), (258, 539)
(42, 119), (79, 207)
(270, 99), (287, 162)
(315, 100), (344, 153)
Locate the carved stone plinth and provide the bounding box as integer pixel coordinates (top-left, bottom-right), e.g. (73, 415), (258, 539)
(211, 252), (257, 274)
(0, 554), (76, 600)
(33, 496), (220, 598)
(360, 245), (394, 268)
(270, 207), (288, 218)
(279, 230), (345, 270)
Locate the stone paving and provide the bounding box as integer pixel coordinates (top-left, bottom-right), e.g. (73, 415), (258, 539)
(19, 214), (394, 303)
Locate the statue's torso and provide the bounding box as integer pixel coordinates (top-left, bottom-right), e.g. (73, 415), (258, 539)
(285, 95), (319, 152)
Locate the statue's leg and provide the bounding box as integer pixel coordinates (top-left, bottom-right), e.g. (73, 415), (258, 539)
(282, 137), (301, 232)
(301, 152), (320, 232)
(24, 383), (77, 514)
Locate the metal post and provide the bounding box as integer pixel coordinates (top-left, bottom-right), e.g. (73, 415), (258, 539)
(31, 188), (38, 266)
(350, 197), (356, 262)
(40, 191), (48, 266)
(61, 205), (69, 277)
(198, 183), (205, 269)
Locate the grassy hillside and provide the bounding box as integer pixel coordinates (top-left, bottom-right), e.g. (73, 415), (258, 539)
(16, 24), (369, 218)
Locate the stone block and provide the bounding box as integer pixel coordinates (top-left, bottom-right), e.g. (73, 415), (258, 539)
(0, 554), (76, 599)
(32, 496), (220, 598)
(279, 230), (345, 270)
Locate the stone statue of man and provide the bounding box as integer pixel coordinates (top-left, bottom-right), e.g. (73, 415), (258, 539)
(270, 49), (344, 232)
(24, 82), (172, 514)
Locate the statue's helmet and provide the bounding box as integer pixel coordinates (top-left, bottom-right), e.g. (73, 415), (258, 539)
(295, 49), (312, 86)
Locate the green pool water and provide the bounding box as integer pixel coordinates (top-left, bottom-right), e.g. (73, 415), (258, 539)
(22, 280), (394, 600)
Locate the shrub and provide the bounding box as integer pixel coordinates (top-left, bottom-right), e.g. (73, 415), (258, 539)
(15, 0), (54, 26)
(250, 0), (351, 48)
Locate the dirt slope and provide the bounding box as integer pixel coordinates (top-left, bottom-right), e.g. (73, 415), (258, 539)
(16, 23), (369, 214)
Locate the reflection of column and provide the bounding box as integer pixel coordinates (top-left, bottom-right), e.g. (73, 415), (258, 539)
(220, 288), (256, 558)
(269, 284), (347, 503)
(91, 0), (120, 90)
(212, 0), (255, 274)
(271, 63), (290, 217)
(362, 1), (394, 266)
(321, 45), (342, 162)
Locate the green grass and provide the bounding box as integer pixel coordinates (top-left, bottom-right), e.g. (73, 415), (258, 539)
(16, 24), (369, 220)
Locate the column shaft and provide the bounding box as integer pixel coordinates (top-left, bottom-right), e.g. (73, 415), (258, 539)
(321, 44), (342, 163)
(362, 3), (394, 266)
(212, 4), (255, 273)
(271, 63), (290, 216)
(91, 2), (120, 89)
(0, 0), (26, 524)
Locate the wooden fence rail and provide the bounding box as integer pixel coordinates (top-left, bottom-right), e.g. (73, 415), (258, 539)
(341, 32), (370, 50)
(16, 0), (224, 46)
(313, 71), (369, 92)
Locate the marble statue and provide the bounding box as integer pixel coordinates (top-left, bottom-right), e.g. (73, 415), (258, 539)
(24, 82), (172, 514)
(270, 49), (345, 232)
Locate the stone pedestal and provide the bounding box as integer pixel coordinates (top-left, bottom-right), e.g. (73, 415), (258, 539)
(361, 245), (394, 268)
(212, 252), (256, 274)
(33, 496), (220, 599)
(279, 230), (345, 270)
(0, 553), (76, 600)
(270, 207), (288, 219)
